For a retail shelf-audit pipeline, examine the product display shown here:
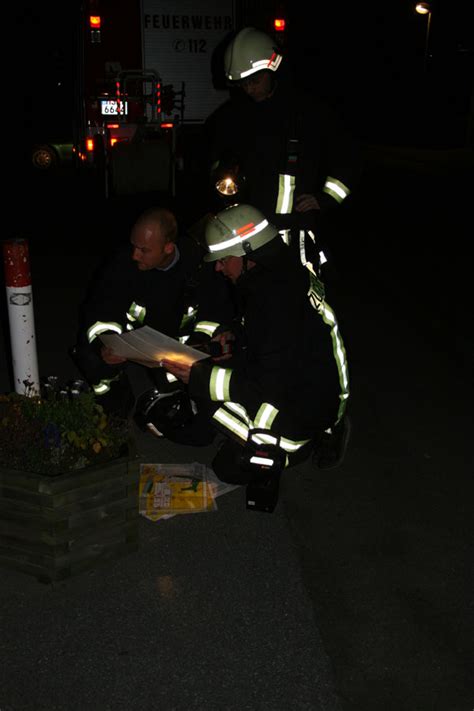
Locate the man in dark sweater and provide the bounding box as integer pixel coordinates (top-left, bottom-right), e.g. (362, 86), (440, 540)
(73, 207), (201, 416)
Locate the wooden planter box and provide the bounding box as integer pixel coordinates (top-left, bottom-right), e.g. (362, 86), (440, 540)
(0, 449), (139, 583)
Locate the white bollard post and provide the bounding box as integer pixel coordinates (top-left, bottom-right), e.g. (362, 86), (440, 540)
(3, 238), (40, 395)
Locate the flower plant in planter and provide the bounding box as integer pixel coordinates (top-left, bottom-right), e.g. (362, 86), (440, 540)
(0, 382), (129, 475)
(0, 379), (139, 583)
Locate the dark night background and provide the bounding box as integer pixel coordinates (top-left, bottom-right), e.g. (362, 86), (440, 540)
(10, 1), (474, 155)
(2, 3), (473, 711)
(289, 2), (473, 148)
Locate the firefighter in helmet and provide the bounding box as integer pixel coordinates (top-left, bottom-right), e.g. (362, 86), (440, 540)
(206, 27), (360, 225)
(223, 27), (283, 101)
(201, 27), (361, 298)
(161, 204), (350, 508)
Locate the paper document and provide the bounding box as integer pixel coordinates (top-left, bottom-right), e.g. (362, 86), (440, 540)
(100, 325), (209, 367)
(139, 463), (239, 522)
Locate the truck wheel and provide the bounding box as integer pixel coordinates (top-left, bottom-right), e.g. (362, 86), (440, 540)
(32, 144), (58, 170)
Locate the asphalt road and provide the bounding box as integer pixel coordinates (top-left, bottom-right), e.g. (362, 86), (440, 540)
(1, 145), (473, 711)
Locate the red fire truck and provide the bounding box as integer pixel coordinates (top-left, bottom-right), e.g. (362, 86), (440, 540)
(31, 0), (288, 198)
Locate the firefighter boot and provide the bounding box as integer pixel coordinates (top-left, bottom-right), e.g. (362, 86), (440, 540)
(313, 415), (351, 470)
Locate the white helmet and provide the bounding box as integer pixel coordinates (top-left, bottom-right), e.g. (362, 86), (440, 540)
(204, 204), (278, 262)
(224, 28), (283, 81)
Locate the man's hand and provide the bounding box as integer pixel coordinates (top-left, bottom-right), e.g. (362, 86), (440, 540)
(295, 194), (320, 213)
(101, 346), (127, 365)
(211, 331), (235, 362)
(162, 359), (192, 384)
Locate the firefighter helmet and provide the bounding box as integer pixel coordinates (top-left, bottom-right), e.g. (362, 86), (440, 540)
(204, 204), (278, 262)
(224, 28), (283, 81)
(134, 387), (194, 437)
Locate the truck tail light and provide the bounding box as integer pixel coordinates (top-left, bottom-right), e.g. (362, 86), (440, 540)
(109, 137), (129, 148)
(156, 82), (162, 116)
(89, 15), (101, 43)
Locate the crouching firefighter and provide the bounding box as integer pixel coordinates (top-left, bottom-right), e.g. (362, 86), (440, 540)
(160, 204), (350, 512)
(71, 207), (201, 418)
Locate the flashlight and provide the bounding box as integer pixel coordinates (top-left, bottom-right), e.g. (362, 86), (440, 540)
(215, 175), (239, 196)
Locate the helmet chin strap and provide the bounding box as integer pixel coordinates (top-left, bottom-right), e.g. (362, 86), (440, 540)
(267, 76), (277, 100)
(242, 240), (253, 274)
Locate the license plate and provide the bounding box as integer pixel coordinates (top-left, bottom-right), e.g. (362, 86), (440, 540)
(100, 100), (128, 116)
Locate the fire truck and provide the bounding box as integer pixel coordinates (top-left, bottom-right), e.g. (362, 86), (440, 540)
(76, 0), (238, 197)
(31, 0), (288, 198)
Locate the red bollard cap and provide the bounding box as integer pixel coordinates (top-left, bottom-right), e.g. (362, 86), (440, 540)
(3, 239), (32, 288)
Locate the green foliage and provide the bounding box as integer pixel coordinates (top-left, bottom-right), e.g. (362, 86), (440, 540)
(0, 391), (130, 475)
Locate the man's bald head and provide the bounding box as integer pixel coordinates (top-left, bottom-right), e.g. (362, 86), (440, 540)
(133, 207), (178, 244)
(130, 207), (178, 271)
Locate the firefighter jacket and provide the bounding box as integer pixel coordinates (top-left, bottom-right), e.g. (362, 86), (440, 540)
(76, 237), (201, 392)
(204, 75), (361, 233)
(188, 239), (349, 463)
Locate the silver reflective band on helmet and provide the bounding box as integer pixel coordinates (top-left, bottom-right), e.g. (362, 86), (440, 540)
(224, 28), (283, 81)
(208, 218), (269, 254)
(87, 320), (123, 343)
(232, 53), (282, 80)
(205, 204), (278, 262)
